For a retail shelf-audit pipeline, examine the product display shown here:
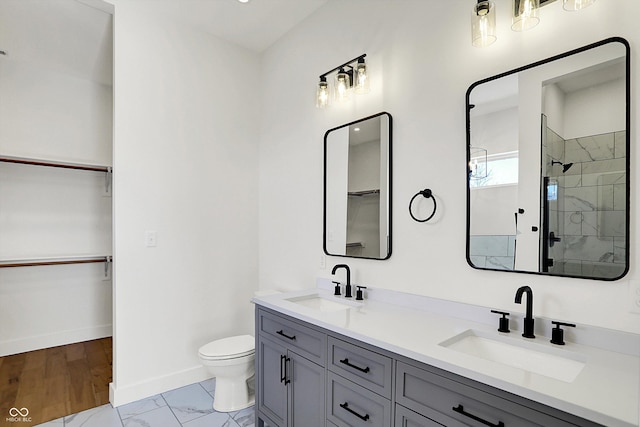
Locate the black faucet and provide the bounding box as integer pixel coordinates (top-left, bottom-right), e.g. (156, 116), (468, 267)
(331, 264), (352, 298)
(514, 285), (535, 338)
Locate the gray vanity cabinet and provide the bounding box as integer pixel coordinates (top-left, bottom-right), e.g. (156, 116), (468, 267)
(255, 306), (603, 427)
(256, 309), (326, 427)
(395, 360), (602, 427)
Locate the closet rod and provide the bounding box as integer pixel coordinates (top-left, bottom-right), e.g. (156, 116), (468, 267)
(0, 156), (110, 172)
(0, 256), (112, 268)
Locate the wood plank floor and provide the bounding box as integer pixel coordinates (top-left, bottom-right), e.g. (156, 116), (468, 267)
(0, 337), (112, 425)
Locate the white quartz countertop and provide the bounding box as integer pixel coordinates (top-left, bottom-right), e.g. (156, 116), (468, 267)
(252, 283), (640, 427)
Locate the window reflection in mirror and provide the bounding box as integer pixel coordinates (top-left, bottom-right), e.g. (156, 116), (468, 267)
(324, 112), (392, 260)
(466, 38), (629, 280)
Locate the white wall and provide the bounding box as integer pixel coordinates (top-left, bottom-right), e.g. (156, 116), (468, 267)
(258, 1), (640, 334)
(108, 2), (260, 405)
(564, 77), (626, 139)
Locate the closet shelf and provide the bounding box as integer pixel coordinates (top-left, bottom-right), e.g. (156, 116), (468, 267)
(0, 255), (112, 268)
(0, 155), (111, 172)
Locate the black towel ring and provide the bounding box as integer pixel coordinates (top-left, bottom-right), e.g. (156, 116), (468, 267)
(409, 188), (437, 223)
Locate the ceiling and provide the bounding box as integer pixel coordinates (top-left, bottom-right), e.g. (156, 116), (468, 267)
(0, 0), (328, 86)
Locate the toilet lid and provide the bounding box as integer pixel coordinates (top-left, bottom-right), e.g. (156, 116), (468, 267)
(199, 334), (254, 359)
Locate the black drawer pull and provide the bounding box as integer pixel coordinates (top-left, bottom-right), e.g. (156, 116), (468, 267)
(340, 402), (370, 421)
(339, 358), (370, 373)
(276, 330), (296, 340)
(453, 404), (504, 427)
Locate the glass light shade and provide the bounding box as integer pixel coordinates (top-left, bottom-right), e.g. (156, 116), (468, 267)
(354, 59), (370, 94)
(563, 0), (595, 10)
(316, 78), (329, 108)
(334, 68), (351, 103)
(471, 1), (497, 47)
(512, 0), (540, 31)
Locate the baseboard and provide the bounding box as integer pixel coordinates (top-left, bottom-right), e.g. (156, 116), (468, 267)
(109, 365), (211, 407)
(0, 324), (112, 357)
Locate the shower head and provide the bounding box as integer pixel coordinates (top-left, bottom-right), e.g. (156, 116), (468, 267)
(551, 160), (574, 173)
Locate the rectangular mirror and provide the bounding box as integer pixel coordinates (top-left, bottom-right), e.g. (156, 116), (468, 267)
(324, 112), (392, 260)
(466, 38), (629, 280)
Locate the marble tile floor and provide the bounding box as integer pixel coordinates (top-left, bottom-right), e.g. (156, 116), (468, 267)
(35, 378), (255, 427)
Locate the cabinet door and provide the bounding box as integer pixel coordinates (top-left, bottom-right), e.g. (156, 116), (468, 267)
(289, 350), (325, 427)
(258, 337), (288, 426)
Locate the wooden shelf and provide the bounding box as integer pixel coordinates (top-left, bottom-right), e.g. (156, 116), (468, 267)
(0, 155), (111, 172)
(0, 255), (112, 268)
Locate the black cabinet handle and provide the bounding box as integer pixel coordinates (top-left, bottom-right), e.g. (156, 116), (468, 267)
(279, 355), (290, 385)
(339, 358), (370, 373)
(340, 402), (369, 421)
(279, 354), (286, 384)
(276, 330), (296, 340)
(453, 404), (504, 427)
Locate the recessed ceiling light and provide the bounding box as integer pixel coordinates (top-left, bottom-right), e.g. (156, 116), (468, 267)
(354, 127), (360, 132)
(237, 0), (250, 3)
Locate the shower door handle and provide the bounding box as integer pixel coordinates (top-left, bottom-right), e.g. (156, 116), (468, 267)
(549, 231), (561, 247)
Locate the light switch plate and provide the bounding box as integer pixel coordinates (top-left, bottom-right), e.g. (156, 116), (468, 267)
(145, 231), (157, 247)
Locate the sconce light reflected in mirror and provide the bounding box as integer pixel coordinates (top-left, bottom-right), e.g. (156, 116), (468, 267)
(512, 0), (540, 31)
(316, 54), (368, 108)
(471, 0), (497, 47)
(563, 0), (596, 11)
(469, 146), (488, 179)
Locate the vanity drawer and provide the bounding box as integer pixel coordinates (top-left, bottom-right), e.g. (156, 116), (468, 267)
(258, 309), (326, 365)
(327, 372), (391, 427)
(395, 404), (447, 427)
(328, 336), (393, 398)
(396, 361), (580, 427)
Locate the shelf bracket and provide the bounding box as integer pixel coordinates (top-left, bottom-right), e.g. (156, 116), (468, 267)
(103, 256), (112, 280)
(104, 167), (113, 196)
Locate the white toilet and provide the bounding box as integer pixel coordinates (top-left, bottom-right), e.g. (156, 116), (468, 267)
(198, 334), (255, 412)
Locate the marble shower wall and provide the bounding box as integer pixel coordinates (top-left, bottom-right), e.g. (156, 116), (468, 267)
(469, 235), (516, 271)
(544, 128), (626, 278)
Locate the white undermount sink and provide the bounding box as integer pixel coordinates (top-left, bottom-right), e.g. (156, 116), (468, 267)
(285, 292), (361, 312)
(439, 329), (587, 382)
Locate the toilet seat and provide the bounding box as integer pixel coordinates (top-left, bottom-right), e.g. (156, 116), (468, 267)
(198, 334), (254, 361)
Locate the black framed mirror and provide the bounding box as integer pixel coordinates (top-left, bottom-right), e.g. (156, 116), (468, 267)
(466, 37), (629, 280)
(324, 112), (392, 260)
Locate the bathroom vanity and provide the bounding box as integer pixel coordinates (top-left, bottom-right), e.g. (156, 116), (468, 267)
(253, 281), (639, 427)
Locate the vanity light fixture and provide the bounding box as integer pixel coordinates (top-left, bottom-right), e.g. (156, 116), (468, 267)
(315, 54), (368, 108)
(316, 76), (330, 108)
(512, 0), (540, 31)
(471, 1), (497, 47)
(563, 0), (596, 10)
(472, 0), (595, 47)
(354, 57), (370, 94)
(335, 68), (351, 103)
